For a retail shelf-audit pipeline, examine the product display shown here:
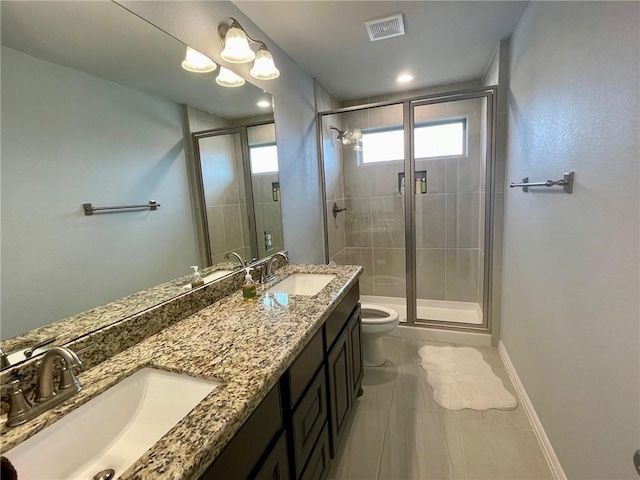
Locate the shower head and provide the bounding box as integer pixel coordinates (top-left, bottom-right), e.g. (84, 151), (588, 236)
(330, 125), (363, 149)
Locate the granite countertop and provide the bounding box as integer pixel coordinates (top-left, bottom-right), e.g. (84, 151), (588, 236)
(0, 263), (362, 480)
(1, 263), (240, 356)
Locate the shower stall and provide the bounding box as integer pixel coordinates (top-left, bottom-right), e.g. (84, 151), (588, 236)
(318, 88), (496, 332)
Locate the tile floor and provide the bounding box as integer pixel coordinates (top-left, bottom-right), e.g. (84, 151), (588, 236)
(328, 336), (553, 480)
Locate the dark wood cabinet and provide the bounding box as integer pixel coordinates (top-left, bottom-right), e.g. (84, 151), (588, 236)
(347, 305), (363, 399)
(201, 385), (282, 480)
(299, 425), (331, 480)
(291, 370), (327, 478)
(253, 432), (290, 480)
(326, 327), (352, 457)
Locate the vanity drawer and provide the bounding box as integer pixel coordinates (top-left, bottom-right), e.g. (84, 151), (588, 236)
(324, 281), (359, 351)
(287, 329), (324, 407)
(252, 431), (290, 480)
(299, 423), (330, 480)
(202, 384), (282, 480)
(291, 369), (327, 478)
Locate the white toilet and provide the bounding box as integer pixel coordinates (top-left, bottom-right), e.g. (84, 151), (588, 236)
(360, 303), (399, 366)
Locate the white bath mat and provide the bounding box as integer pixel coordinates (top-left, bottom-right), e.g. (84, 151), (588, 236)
(418, 346), (517, 411)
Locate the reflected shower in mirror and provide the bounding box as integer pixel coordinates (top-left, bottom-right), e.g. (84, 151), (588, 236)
(192, 120), (284, 267)
(0, 1), (281, 363)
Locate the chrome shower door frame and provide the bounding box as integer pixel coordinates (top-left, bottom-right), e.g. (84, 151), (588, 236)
(317, 87), (497, 334)
(406, 89), (496, 332)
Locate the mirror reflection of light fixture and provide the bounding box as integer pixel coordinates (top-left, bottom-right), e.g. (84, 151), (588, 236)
(219, 17), (280, 80)
(181, 46), (217, 73)
(257, 99), (271, 108)
(216, 66), (245, 87)
(330, 125), (363, 151)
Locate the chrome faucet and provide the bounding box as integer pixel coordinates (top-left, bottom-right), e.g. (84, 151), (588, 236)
(2, 346), (82, 427)
(224, 251), (246, 267)
(265, 252), (289, 280)
(0, 347), (8, 370)
(35, 346), (82, 402)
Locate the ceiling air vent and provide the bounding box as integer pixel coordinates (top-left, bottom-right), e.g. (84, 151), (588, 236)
(365, 13), (405, 42)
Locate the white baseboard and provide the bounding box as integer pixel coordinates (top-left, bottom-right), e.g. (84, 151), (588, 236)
(498, 341), (567, 480)
(391, 324), (492, 346)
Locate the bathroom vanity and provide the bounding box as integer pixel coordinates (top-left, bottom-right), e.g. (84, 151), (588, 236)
(203, 282), (362, 480)
(0, 263), (363, 480)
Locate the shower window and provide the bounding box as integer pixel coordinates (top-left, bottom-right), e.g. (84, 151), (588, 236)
(361, 118), (467, 164)
(249, 144), (279, 174)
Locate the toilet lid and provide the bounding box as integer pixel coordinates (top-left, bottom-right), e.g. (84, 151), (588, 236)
(360, 303), (399, 324)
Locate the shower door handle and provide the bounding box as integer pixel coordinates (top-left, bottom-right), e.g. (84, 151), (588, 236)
(332, 203), (347, 219)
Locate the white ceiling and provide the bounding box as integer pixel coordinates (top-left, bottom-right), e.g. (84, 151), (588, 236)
(235, 1), (528, 100)
(1, 1), (272, 119)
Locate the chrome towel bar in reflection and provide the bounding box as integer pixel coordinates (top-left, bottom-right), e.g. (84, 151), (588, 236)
(83, 200), (160, 216)
(509, 171), (574, 193)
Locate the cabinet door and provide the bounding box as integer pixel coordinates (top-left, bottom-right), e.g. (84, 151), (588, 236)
(252, 432), (290, 480)
(299, 424), (331, 480)
(201, 385), (282, 479)
(292, 371), (328, 478)
(326, 328), (352, 457)
(347, 306), (363, 399)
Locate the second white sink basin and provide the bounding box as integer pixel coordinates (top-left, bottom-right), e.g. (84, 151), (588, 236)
(268, 273), (335, 296)
(5, 368), (219, 480)
(204, 270), (232, 283)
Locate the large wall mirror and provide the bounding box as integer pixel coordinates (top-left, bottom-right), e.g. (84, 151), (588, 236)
(0, 1), (283, 361)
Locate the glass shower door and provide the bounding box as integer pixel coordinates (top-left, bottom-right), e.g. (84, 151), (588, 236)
(321, 103), (408, 321)
(409, 94), (492, 328)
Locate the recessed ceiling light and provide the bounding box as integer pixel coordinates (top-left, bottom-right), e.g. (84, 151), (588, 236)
(257, 100), (271, 108)
(396, 73), (414, 83)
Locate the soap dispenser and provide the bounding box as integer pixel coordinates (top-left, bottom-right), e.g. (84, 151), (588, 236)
(242, 267), (257, 302)
(190, 266), (204, 288)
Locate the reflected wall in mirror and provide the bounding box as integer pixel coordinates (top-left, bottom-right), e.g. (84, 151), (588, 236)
(0, 2), (281, 356)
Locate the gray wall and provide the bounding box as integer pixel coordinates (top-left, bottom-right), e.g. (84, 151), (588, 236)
(1, 47), (199, 338)
(119, 0), (324, 264)
(502, 2), (639, 478)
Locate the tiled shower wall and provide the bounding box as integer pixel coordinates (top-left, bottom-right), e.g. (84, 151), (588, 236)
(187, 107), (252, 265)
(328, 80), (487, 304)
(315, 82), (347, 264)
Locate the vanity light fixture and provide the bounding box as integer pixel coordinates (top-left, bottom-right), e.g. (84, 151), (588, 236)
(219, 17), (280, 80)
(181, 46), (217, 73)
(216, 66), (245, 87)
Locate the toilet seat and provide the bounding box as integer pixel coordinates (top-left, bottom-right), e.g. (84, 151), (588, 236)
(360, 303), (399, 324)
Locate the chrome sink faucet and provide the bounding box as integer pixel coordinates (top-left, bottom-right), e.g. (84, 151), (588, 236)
(265, 252), (289, 280)
(224, 251), (246, 267)
(35, 346), (82, 402)
(2, 346), (82, 427)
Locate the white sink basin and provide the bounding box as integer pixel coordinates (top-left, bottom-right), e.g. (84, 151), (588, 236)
(204, 270), (232, 283)
(5, 368), (219, 480)
(182, 270), (232, 289)
(267, 273), (335, 296)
